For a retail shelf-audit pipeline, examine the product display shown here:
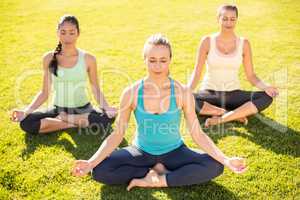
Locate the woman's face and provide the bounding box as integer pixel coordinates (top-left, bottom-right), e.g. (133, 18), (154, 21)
(57, 22), (79, 45)
(144, 44), (171, 76)
(218, 9), (237, 31)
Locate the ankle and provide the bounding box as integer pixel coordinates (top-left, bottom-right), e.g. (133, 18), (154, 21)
(217, 109), (227, 115)
(157, 174), (168, 187)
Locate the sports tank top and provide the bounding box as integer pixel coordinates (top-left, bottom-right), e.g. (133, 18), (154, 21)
(201, 34), (244, 91)
(52, 48), (89, 108)
(133, 78), (183, 155)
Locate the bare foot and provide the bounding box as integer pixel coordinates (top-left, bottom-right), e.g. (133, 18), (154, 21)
(152, 163), (169, 175)
(214, 108), (226, 116)
(200, 102), (226, 116)
(55, 112), (77, 128)
(205, 116), (220, 128)
(205, 116), (248, 127)
(56, 112), (68, 121)
(127, 169), (167, 191)
(236, 117), (248, 125)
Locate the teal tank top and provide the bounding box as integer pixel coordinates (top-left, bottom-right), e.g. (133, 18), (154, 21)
(52, 49), (89, 108)
(133, 78), (183, 155)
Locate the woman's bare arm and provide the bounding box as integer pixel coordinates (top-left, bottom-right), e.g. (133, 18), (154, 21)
(87, 86), (134, 168)
(243, 39), (278, 97)
(86, 53), (110, 109)
(187, 36), (209, 90)
(24, 53), (53, 114)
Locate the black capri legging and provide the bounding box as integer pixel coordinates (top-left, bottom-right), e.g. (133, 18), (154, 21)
(194, 90), (273, 113)
(20, 103), (115, 135)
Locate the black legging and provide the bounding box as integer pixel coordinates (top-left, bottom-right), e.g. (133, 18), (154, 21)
(92, 144), (224, 186)
(194, 90), (273, 113)
(20, 103), (115, 134)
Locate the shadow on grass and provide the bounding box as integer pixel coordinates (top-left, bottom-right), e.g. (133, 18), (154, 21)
(21, 126), (129, 160)
(199, 113), (300, 157)
(99, 181), (239, 200)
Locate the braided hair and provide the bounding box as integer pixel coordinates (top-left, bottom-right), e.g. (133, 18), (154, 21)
(49, 42), (62, 76)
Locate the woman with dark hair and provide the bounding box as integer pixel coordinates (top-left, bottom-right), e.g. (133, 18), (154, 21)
(188, 4), (278, 127)
(11, 15), (117, 134)
(72, 34), (247, 191)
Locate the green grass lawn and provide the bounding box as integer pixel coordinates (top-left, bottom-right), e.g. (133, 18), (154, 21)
(1, 0), (299, 199)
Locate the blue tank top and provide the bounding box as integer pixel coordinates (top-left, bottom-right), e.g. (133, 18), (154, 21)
(133, 78), (183, 155)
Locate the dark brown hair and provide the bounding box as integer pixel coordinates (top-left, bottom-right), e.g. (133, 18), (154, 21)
(49, 15), (80, 76)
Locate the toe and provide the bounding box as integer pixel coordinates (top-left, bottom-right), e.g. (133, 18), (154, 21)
(204, 118), (210, 128)
(127, 179), (136, 191)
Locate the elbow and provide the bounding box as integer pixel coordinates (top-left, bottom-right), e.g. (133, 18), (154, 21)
(191, 131), (205, 143)
(190, 70), (201, 90)
(187, 83), (194, 91)
(188, 78), (197, 91)
(106, 131), (124, 147)
(111, 129), (125, 142)
(91, 84), (100, 93)
(247, 74), (257, 85)
(40, 91), (49, 101)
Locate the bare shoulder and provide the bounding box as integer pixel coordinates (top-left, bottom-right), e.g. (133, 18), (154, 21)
(121, 80), (141, 108)
(42, 51), (54, 69)
(242, 37), (250, 43)
(199, 35), (210, 53)
(84, 51), (97, 63)
(201, 35), (210, 45)
(242, 38), (251, 53)
(43, 51), (54, 61)
(123, 81), (140, 96)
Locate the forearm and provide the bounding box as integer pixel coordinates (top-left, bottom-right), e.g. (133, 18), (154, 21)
(248, 74), (270, 90)
(92, 86), (110, 109)
(88, 130), (123, 168)
(188, 67), (201, 91)
(24, 91), (48, 114)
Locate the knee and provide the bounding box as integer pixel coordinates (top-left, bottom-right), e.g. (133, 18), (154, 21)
(215, 161), (224, 176)
(194, 98), (204, 113)
(91, 162), (116, 185)
(255, 92), (273, 112)
(91, 164), (109, 183)
(210, 160), (224, 178)
(88, 113), (115, 132)
(264, 92), (273, 106)
(19, 117), (40, 135)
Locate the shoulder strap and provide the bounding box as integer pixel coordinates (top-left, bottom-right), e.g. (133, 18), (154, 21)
(238, 37), (245, 54)
(169, 78), (178, 109)
(136, 80), (144, 110)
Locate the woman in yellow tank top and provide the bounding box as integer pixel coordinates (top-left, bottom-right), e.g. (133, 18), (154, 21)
(188, 4), (279, 127)
(11, 15), (117, 135)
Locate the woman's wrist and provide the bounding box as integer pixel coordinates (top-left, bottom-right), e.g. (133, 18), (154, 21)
(23, 108), (33, 116)
(87, 159), (96, 169)
(257, 81), (270, 91)
(262, 85), (270, 90)
(100, 103), (110, 110)
(220, 155), (230, 166)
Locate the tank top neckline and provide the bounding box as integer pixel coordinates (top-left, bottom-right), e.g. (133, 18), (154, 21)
(58, 48), (82, 69)
(138, 77), (177, 116)
(212, 34), (241, 58)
